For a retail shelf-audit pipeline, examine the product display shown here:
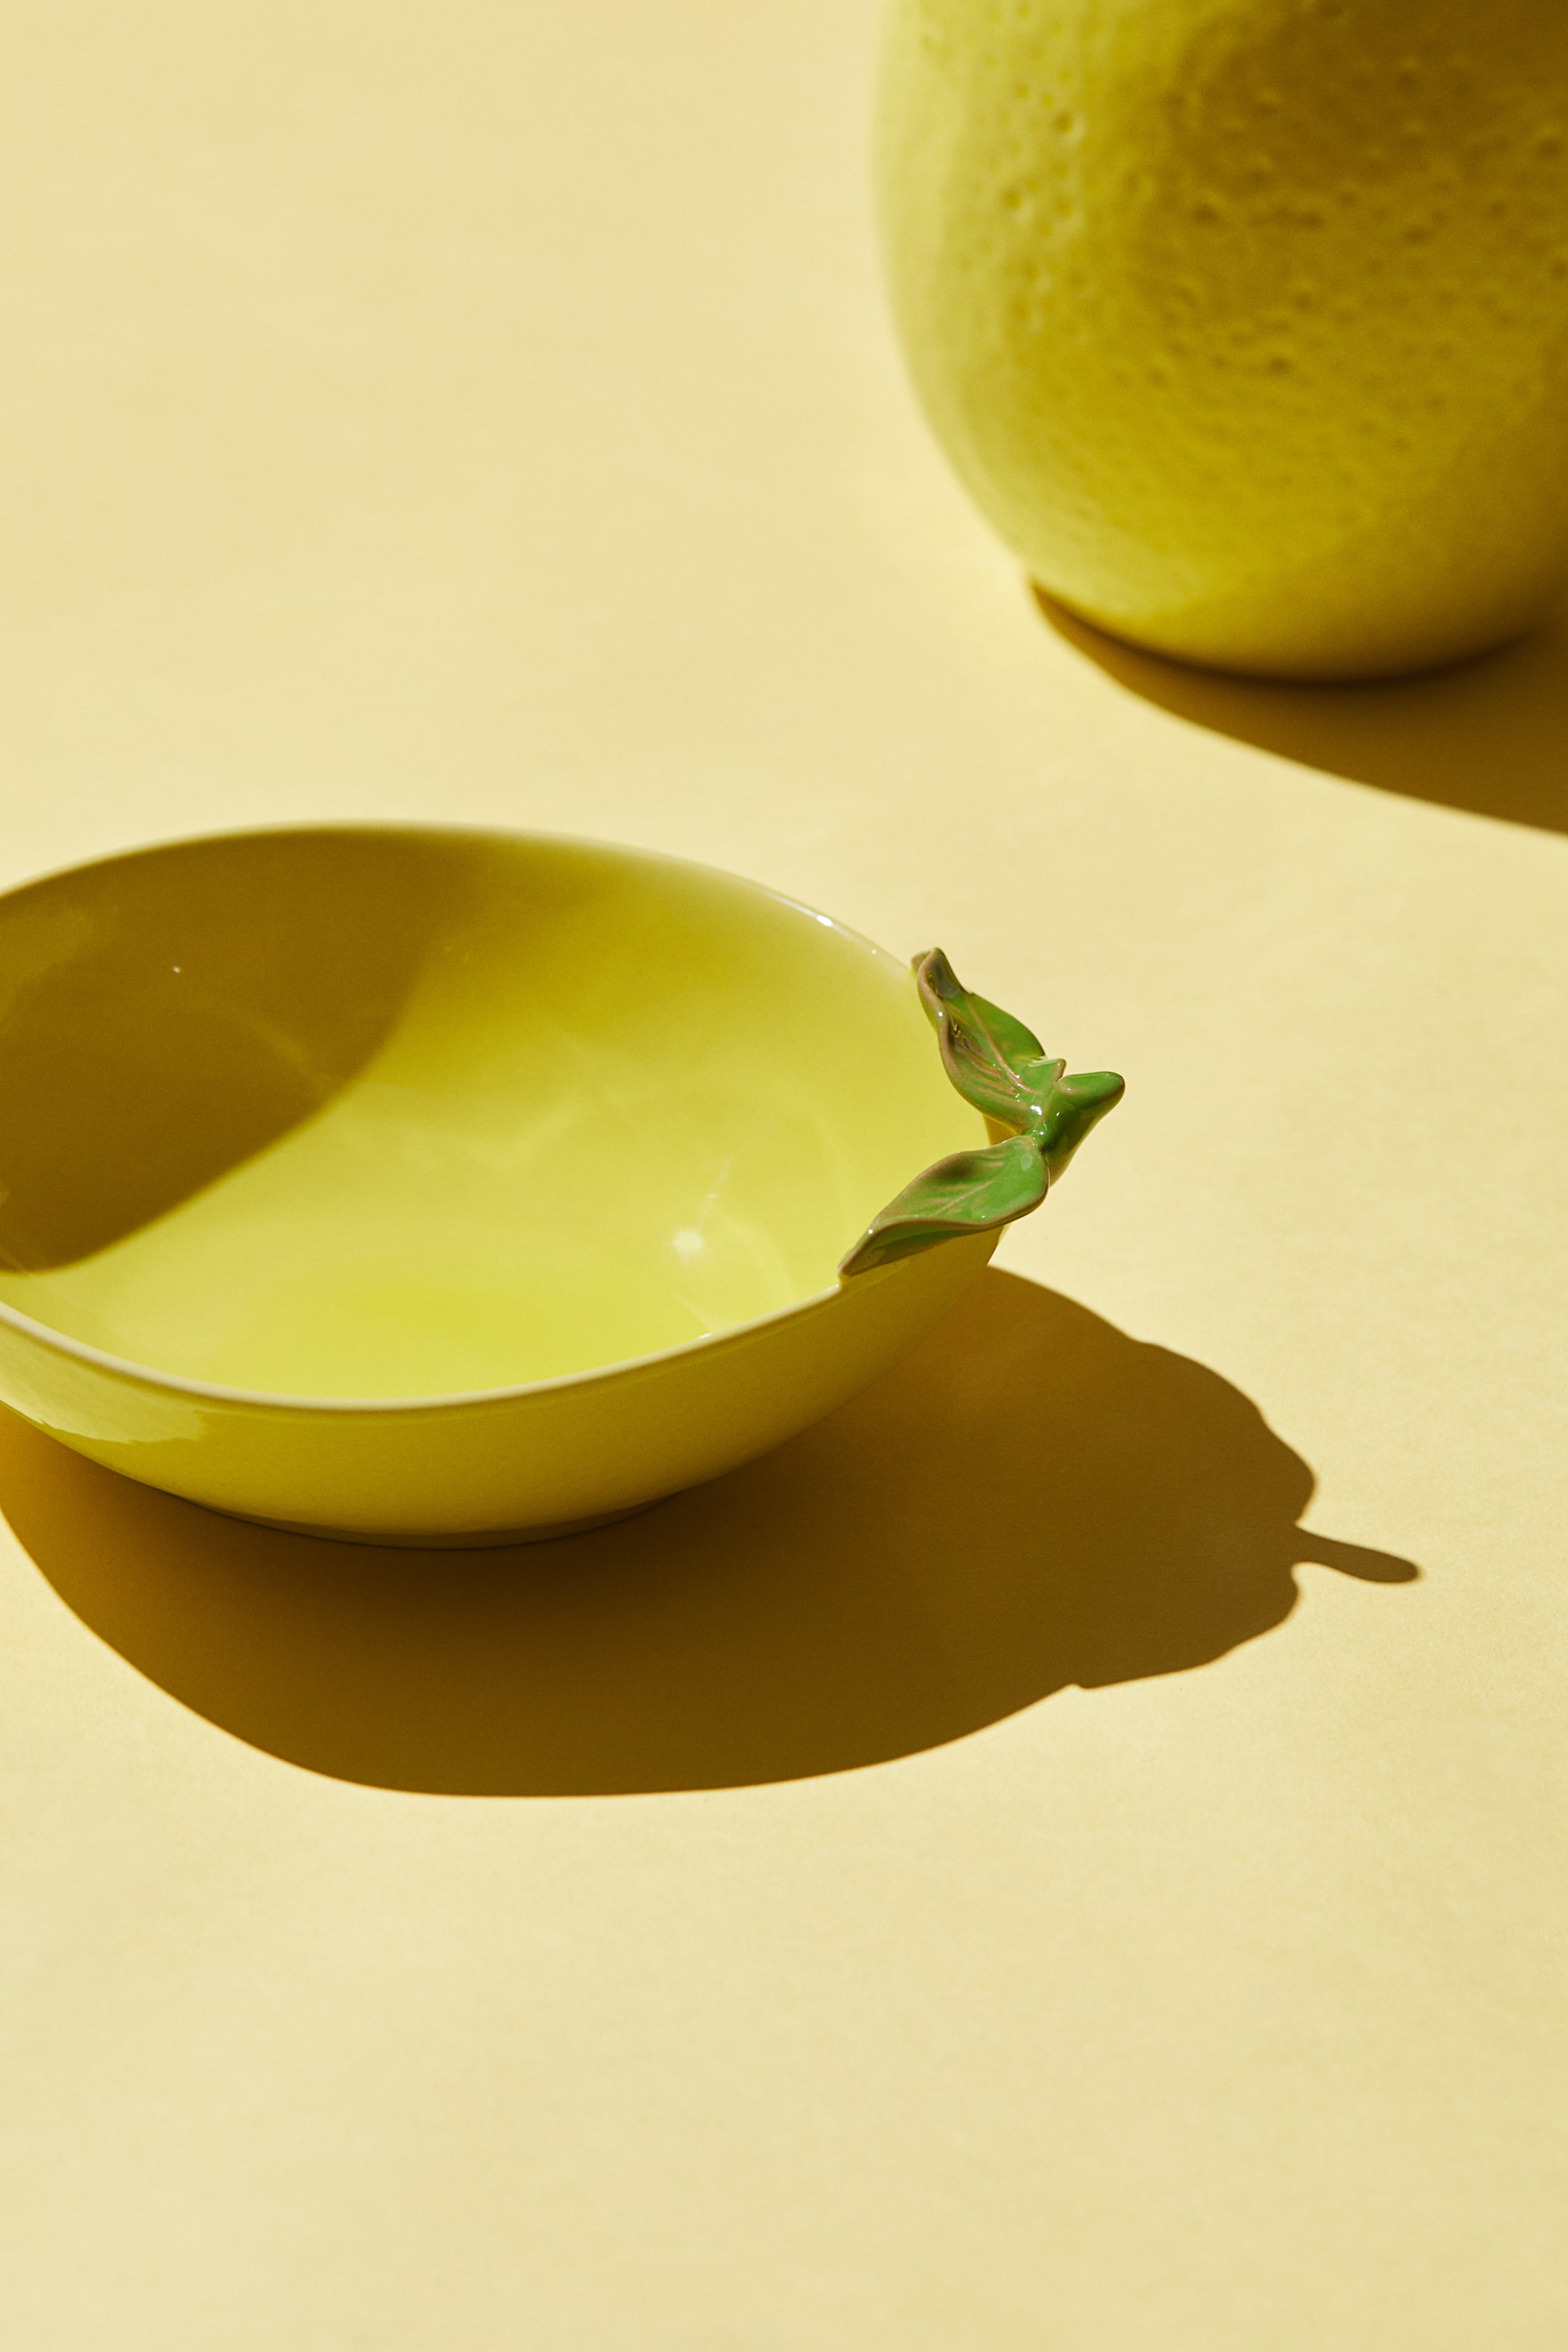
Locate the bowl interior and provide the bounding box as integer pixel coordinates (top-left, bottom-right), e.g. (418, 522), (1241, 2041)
(0, 829), (982, 1397)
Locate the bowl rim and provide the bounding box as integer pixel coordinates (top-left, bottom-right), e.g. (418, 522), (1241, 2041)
(0, 817), (927, 1418)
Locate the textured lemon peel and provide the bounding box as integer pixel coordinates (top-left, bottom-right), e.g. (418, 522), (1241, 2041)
(878, 0), (1568, 677)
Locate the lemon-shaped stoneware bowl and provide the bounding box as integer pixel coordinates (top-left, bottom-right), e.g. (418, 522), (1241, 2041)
(0, 827), (1122, 1544)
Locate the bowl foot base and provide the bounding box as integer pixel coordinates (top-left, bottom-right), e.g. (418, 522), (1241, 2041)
(223, 1498), (666, 1549)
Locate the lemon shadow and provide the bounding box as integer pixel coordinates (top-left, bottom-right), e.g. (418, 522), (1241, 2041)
(1038, 586), (1568, 837)
(0, 1271), (1418, 1795)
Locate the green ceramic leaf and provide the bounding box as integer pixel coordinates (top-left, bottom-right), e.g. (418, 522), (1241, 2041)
(915, 948), (1065, 1127)
(1034, 1065), (1126, 1182)
(917, 947), (1047, 1071)
(838, 1132), (1049, 1278)
(839, 949), (1124, 1278)
(915, 945), (1125, 1169)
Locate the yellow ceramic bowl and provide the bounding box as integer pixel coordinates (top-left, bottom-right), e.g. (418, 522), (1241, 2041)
(0, 826), (1000, 1543)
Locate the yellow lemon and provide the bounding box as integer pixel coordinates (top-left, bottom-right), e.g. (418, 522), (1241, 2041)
(877, 0), (1568, 677)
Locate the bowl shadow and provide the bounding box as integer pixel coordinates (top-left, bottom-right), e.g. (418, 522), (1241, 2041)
(1038, 586), (1568, 837)
(0, 1271), (1418, 1795)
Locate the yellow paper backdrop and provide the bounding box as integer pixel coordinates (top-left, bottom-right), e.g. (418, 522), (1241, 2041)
(1, 5), (1564, 2346)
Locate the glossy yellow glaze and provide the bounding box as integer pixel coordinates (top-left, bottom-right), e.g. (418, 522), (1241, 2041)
(0, 828), (992, 1540)
(878, 0), (1568, 677)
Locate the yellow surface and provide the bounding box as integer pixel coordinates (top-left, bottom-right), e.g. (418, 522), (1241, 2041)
(1, 2), (1565, 2344)
(878, 0), (1568, 675)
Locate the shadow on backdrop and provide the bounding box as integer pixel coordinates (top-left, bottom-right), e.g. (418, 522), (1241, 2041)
(0, 1272), (1418, 1795)
(1038, 586), (1568, 837)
